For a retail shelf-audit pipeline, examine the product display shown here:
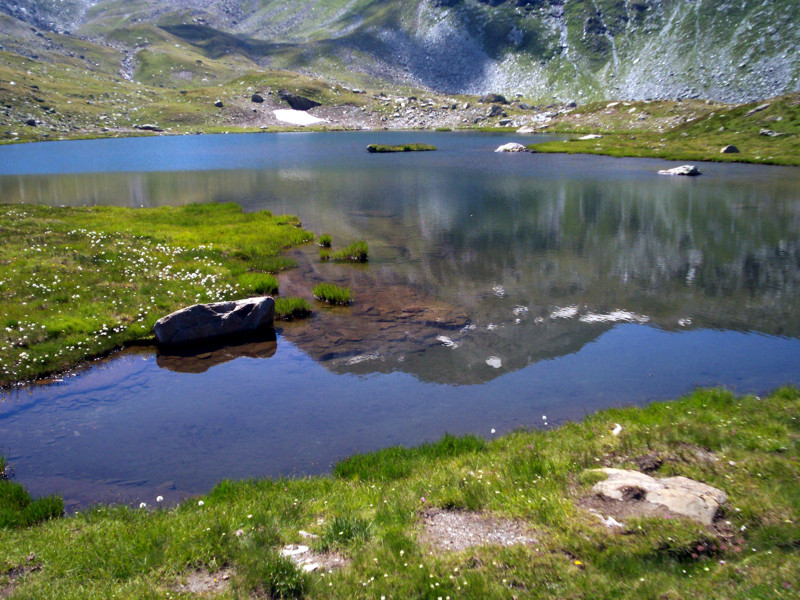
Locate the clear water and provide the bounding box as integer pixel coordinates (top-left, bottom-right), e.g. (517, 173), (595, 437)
(1, 131), (799, 509)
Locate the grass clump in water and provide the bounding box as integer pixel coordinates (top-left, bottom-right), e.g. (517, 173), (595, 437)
(367, 143), (437, 153)
(274, 297), (312, 320)
(317, 233), (332, 248)
(319, 248), (331, 262)
(313, 283), (352, 305)
(238, 272), (279, 295)
(332, 240), (369, 263)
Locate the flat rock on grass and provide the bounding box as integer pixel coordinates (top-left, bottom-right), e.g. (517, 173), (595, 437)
(280, 545), (349, 572)
(419, 508), (537, 552)
(588, 468), (726, 525)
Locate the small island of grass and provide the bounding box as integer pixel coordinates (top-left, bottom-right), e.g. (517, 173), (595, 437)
(367, 143), (437, 153)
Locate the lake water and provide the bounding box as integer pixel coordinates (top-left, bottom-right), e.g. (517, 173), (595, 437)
(1, 131), (800, 509)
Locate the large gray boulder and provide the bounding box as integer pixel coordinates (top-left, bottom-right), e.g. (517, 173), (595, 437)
(154, 296), (275, 346)
(590, 468), (726, 525)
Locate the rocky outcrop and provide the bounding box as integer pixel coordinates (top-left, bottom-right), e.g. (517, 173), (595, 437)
(590, 468), (726, 525)
(278, 91), (321, 111)
(154, 297), (275, 346)
(658, 165), (701, 176)
(494, 142), (528, 153)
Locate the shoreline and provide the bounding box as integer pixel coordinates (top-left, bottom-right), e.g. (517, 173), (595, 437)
(3, 385), (798, 598)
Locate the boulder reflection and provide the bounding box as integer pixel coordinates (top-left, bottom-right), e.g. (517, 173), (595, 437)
(156, 330), (277, 374)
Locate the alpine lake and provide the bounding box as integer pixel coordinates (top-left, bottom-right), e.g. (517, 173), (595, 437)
(1, 131), (799, 510)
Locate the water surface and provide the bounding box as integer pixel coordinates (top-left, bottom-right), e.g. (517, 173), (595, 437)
(1, 132), (799, 508)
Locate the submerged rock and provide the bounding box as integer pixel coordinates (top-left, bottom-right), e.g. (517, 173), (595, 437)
(495, 142), (528, 153)
(154, 297), (275, 346)
(658, 165), (701, 176)
(590, 468), (726, 524)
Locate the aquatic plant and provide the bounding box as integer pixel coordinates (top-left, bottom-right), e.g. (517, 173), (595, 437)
(238, 273), (279, 295)
(313, 283), (352, 304)
(274, 297), (312, 320)
(367, 144), (437, 153)
(332, 241), (368, 263)
(318, 233), (332, 248)
(319, 248), (331, 262)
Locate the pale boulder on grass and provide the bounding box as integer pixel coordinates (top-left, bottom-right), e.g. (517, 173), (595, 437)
(590, 468), (727, 525)
(495, 142), (528, 153)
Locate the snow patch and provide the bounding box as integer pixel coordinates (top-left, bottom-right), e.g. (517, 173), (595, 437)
(273, 110), (326, 126)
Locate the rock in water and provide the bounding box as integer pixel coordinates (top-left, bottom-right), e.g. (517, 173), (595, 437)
(658, 165), (701, 176)
(278, 91), (321, 111)
(720, 145), (740, 153)
(495, 142), (528, 153)
(154, 297), (275, 346)
(590, 468), (726, 524)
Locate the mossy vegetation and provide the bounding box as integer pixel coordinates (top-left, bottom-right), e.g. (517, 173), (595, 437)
(312, 283), (353, 305)
(332, 241), (369, 263)
(274, 297), (312, 320)
(367, 143), (437, 153)
(0, 203), (314, 386)
(0, 387), (797, 598)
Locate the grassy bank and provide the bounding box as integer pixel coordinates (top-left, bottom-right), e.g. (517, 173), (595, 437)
(0, 203), (314, 387)
(533, 93), (800, 166)
(1, 387), (798, 598)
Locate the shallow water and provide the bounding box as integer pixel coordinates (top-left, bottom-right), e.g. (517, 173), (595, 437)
(1, 131), (799, 509)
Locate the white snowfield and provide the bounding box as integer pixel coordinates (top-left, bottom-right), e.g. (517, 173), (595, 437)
(273, 109), (326, 126)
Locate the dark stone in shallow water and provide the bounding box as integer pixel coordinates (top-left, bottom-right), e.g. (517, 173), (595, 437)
(156, 330), (277, 373)
(154, 296), (275, 346)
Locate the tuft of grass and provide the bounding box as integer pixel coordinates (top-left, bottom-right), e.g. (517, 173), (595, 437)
(367, 143), (437, 153)
(315, 515), (371, 552)
(319, 248), (331, 262)
(1, 477), (63, 529)
(312, 283), (352, 305)
(318, 233), (332, 248)
(233, 548), (307, 599)
(332, 240), (369, 263)
(274, 297), (312, 320)
(238, 272), (279, 295)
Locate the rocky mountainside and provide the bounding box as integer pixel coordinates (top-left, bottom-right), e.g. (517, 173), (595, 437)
(2, 0), (800, 102)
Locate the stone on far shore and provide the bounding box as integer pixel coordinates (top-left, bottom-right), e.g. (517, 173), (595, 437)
(495, 142), (528, 153)
(154, 296), (275, 346)
(658, 165), (701, 176)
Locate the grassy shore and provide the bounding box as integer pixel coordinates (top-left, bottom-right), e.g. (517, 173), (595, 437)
(1, 386), (798, 598)
(0, 203), (315, 387)
(533, 93), (800, 166)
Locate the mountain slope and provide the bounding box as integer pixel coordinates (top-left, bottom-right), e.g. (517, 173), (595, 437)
(2, 0), (800, 102)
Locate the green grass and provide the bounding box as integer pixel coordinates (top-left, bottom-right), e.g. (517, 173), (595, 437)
(366, 143), (437, 153)
(237, 272), (280, 295)
(0, 203), (314, 386)
(312, 283), (353, 305)
(317, 233), (332, 248)
(1, 479), (63, 529)
(332, 241), (369, 263)
(0, 387), (798, 598)
(274, 297), (312, 321)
